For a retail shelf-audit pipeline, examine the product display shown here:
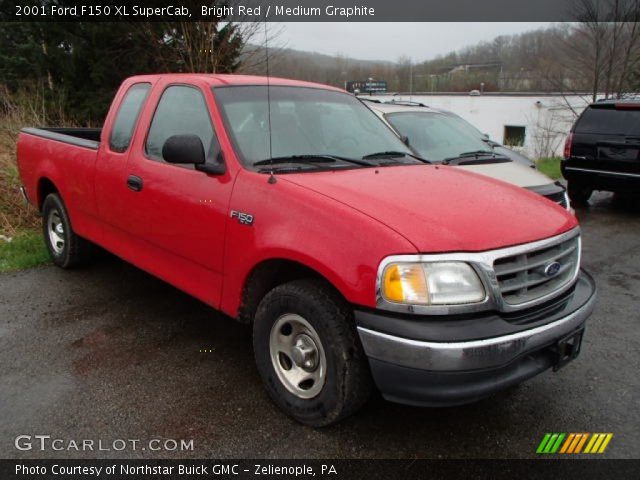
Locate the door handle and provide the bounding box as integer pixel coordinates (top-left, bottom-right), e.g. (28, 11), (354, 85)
(127, 175), (143, 192)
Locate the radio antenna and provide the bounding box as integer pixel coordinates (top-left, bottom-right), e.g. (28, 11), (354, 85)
(264, 21), (276, 184)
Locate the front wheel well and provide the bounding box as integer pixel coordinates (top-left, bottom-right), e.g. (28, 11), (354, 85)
(37, 177), (58, 211)
(238, 259), (345, 324)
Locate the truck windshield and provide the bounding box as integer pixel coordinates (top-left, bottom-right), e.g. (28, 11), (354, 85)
(385, 112), (493, 162)
(213, 86), (414, 170)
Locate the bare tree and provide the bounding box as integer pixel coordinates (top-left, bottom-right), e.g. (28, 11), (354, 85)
(136, 0), (276, 75)
(138, 21), (247, 74)
(564, 0), (640, 100)
(527, 106), (575, 158)
(235, 23), (286, 74)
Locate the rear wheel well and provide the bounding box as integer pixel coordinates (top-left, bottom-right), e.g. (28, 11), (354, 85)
(238, 259), (343, 324)
(37, 178), (58, 211)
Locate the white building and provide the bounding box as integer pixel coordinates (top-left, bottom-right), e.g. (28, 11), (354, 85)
(366, 92), (596, 159)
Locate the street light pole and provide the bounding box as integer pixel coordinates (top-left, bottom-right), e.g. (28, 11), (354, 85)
(409, 60), (413, 102)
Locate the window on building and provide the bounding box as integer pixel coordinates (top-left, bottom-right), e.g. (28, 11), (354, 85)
(503, 125), (526, 147)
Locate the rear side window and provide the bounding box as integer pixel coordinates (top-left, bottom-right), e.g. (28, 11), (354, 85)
(145, 85), (216, 162)
(575, 107), (640, 135)
(109, 83), (151, 153)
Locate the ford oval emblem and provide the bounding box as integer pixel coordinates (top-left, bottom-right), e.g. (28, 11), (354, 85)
(544, 261), (561, 277)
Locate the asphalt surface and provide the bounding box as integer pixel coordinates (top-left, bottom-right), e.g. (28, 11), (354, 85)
(1, 192), (639, 459)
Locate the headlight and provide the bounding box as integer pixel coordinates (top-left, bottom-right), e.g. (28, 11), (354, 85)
(381, 261), (486, 305)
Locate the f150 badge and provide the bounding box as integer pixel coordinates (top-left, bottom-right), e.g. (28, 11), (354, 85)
(230, 210), (254, 226)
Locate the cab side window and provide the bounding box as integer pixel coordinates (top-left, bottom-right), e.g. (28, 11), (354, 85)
(109, 83), (151, 153)
(145, 85), (218, 162)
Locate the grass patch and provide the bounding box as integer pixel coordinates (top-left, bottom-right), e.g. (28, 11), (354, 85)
(0, 230), (50, 272)
(536, 157), (563, 180)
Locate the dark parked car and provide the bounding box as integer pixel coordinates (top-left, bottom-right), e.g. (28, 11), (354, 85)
(562, 99), (640, 204)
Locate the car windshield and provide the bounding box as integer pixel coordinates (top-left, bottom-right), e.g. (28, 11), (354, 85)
(213, 86), (414, 169)
(444, 113), (486, 139)
(385, 111), (492, 162)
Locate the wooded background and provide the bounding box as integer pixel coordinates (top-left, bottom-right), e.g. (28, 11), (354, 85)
(1, 0), (640, 125)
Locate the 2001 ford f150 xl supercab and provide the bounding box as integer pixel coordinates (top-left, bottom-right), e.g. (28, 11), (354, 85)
(17, 74), (596, 426)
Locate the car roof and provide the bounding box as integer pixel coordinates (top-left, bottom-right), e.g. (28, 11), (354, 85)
(126, 73), (346, 92)
(362, 100), (446, 115)
(590, 98), (640, 107)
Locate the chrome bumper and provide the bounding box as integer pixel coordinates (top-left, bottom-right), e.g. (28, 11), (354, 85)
(357, 282), (596, 372)
(564, 166), (640, 178)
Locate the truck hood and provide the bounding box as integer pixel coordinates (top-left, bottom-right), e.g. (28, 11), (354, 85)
(458, 161), (554, 188)
(282, 165), (577, 253)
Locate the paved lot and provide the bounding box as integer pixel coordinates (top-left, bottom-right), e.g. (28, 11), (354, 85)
(1, 192), (639, 459)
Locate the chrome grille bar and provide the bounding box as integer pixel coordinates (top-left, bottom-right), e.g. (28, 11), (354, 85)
(494, 235), (580, 305)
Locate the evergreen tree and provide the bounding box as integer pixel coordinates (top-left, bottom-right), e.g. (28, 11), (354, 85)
(0, 19), (246, 123)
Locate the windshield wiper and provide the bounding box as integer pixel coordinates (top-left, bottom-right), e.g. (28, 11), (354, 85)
(442, 150), (498, 165)
(254, 155), (337, 166)
(482, 138), (500, 148)
(362, 151), (431, 163)
(254, 154), (376, 168)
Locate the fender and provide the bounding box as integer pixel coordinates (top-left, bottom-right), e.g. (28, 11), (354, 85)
(219, 170), (417, 317)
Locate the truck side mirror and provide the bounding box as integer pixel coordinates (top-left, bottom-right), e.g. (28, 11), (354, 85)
(162, 135), (225, 175)
(162, 135), (206, 165)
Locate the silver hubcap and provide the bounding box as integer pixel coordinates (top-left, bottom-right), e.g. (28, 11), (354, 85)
(269, 314), (327, 399)
(47, 210), (65, 255)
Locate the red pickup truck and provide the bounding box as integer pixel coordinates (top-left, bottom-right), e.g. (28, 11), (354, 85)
(17, 74), (596, 426)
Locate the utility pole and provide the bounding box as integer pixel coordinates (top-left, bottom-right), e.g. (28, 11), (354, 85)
(409, 59), (413, 102)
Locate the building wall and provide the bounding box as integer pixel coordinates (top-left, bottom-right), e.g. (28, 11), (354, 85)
(367, 93), (594, 158)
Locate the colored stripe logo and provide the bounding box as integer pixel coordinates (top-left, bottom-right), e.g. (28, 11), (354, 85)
(537, 433), (613, 454)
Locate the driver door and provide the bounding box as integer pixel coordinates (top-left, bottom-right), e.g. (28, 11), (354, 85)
(121, 80), (233, 307)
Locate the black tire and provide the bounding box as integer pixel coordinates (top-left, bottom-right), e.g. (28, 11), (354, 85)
(41, 193), (92, 268)
(567, 182), (593, 205)
(253, 279), (372, 427)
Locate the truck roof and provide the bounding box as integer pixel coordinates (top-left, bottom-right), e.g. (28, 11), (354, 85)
(125, 73), (346, 92)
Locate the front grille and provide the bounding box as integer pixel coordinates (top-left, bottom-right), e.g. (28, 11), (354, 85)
(544, 190), (569, 209)
(493, 234), (580, 306)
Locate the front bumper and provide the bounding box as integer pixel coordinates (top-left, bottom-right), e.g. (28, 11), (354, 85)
(356, 270), (596, 406)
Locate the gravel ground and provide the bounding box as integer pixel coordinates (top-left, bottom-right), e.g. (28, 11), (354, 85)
(1, 192), (638, 459)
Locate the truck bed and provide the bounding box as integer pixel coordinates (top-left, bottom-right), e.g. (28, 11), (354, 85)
(21, 127), (102, 150)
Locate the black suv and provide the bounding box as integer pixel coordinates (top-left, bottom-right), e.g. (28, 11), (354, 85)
(563, 100), (640, 204)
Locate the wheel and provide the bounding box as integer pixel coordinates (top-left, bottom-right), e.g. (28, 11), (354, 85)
(42, 193), (92, 268)
(567, 182), (593, 205)
(253, 279), (372, 427)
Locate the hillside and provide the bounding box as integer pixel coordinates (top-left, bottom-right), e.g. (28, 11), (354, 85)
(242, 23), (639, 97)
(240, 44), (396, 87)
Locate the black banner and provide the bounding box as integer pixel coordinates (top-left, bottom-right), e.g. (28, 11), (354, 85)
(2, 459), (640, 480)
(0, 0), (629, 22)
